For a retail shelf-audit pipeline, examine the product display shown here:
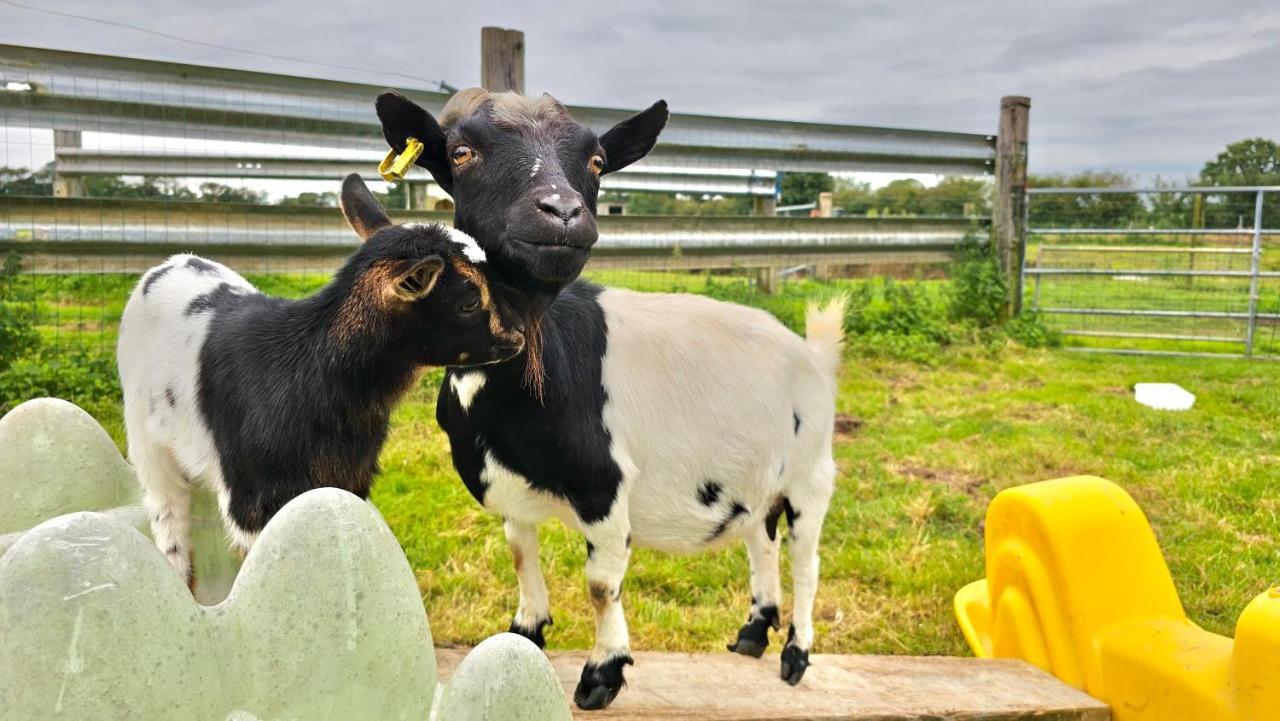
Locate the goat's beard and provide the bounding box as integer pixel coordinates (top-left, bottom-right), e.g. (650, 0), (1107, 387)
(520, 309), (546, 404)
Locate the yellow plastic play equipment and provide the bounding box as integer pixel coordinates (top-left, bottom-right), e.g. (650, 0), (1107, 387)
(955, 475), (1279, 721)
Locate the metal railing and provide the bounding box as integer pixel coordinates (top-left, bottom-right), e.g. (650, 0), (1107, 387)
(1023, 186), (1279, 359)
(0, 43), (997, 192)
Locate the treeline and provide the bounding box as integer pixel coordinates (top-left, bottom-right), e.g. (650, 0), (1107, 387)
(3, 138), (1275, 224)
(1029, 139), (1279, 229)
(0, 163), (406, 208)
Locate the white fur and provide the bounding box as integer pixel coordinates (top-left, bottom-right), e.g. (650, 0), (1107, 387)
(449, 370), (487, 411)
(488, 288), (843, 664)
(117, 254), (260, 579)
(445, 226), (487, 264)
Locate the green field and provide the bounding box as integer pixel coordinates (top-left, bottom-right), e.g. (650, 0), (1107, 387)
(3, 266), (1278, 656)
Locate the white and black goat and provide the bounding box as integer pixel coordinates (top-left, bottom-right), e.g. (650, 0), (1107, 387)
(377, 90), (844, 710)
(117, 174), (524, 588)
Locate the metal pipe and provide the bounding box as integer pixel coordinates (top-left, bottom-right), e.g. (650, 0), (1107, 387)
(1245, 190), (1265, 356)
(1028, 228), (1279, 236)
(1062, 330), (1245, 343)
(1029, 186), (1280, 194)
(1024, 268), (1279, 278)
(1039, 307), (1280, 320)
(1064, 348), (1273, 360)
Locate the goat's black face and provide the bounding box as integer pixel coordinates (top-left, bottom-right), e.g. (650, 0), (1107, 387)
(336, 174), (525, 367)
(376, 90), (668, 296)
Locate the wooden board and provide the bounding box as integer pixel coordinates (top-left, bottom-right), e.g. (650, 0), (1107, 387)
(433, 649), (1110, 721)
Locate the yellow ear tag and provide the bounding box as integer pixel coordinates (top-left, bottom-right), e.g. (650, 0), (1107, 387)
(378, 137), (425, 182)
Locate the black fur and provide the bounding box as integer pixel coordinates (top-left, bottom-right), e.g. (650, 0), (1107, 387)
(793, 411), (801, 434)
(141, 265), (172, 296)
(376, 91), (667, 296)
(185, 257), (220, 275)
(194, 214), (521, 536)
(574, 655), (633, 710)
(707, 502), (749, 542)
(439, 282), (622, 525)
(697, 480), (723, 506)
(764, 496), (799, 543)
(727, 604), (780, 658)
(508, 616), (552, 649)
(165, 387), (177, 408)
(377, 91), (668, 713)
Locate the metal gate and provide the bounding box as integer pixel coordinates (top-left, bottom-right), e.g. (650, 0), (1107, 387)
(1023, 186), (1279, 359)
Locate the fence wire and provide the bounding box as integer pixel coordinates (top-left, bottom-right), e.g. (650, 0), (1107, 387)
(1, 44), (993, 401)
(1024, 188), (1279, 358)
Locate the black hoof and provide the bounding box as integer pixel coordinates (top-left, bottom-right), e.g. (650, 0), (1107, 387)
(508, 616), (552, 649)
(573, 655), (632, 710)
(727, 604), (779, 658)
(780, 626), (810, 686)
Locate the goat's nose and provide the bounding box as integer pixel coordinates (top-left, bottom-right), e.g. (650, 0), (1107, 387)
(536, 192), (585, 223)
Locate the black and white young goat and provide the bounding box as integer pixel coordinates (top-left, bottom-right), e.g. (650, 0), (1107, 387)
(378, 90), (844, 710)
(118, 174), (524, 588)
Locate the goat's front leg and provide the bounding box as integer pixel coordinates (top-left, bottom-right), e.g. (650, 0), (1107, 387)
(505, 519), (553, 647)
(573, 512), (633, 711)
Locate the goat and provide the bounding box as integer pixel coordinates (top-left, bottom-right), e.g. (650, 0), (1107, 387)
(117, 174), (524, 588)
(378, 90), (843, 710)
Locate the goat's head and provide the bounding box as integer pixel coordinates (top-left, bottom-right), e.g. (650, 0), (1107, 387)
(335, 173), (525, 367)
(375, 89), (668, 297)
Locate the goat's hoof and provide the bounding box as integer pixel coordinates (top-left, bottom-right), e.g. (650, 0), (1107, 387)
(508, 616), (552, 649)
(780, 642), (810, 686)
(726, 637), (767, 658)
(727, 605), (779, 658)
(573, 655), (632, 710)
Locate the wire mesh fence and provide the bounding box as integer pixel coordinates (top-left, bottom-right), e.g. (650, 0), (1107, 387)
(0, 43), (997, 408)
(1024, 187), (1279, 358)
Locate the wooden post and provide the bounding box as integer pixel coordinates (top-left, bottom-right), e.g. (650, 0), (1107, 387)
(817, 191), (834, 218)
(480, 27), (525, 93)
(751, 196), (776, 216)
(993, 96), (1030, 316)
(52, 130), (86, 198)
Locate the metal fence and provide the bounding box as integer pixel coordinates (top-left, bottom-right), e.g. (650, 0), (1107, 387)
(0, 43), (1000, 364)
(1023, 186), (1279, 359)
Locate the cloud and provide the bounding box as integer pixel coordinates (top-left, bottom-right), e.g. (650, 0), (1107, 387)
(1, 0), (1276, 179)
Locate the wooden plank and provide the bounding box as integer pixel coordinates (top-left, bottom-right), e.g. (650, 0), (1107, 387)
(434, 649), (1110, 721)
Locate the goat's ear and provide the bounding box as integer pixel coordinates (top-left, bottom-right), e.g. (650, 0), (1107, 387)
(599, 100), (669, 175)
(340, 173), (392, 242)
(376, 91), (452, 194)
(390, 256), (444, 302)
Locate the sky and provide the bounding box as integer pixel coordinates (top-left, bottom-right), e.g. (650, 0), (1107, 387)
(2, 0), (1279, 182)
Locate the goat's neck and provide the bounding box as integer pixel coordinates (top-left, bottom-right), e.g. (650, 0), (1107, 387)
(281, 289), (421, 411)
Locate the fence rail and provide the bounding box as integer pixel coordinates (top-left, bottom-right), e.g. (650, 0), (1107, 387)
(1, 43), (997, 177)
(1023, 186), (1278, 359)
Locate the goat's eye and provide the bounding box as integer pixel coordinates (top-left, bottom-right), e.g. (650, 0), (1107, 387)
(459, 297), (481, 314)
(451, 146), (475, 166)
(588, 154), (605, 175)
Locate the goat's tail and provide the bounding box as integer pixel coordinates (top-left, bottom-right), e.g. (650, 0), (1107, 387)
(804, 295), (847, 381)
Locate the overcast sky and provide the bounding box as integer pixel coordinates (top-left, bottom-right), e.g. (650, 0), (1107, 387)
(3, 0), (1279, 180)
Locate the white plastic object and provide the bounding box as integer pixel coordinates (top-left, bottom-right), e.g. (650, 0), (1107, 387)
(1134, 383), (1195, 411)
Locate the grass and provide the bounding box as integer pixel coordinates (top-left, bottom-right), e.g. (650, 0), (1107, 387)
(360, 348), (1279, 656)
(5, 264), (1278, 656)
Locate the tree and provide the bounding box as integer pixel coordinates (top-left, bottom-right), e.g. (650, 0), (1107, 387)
(278, 191), (338, 207)
(833, 179), (874, 216)
(198, 182), (266, 204)
(875, 178), (927, 216)
(0, 164), (53, 195)
(779, 172), (834, 207)
(1199, 138), (1279, 227)
(1028, 171), (1141, 228)
(921, 176), (991, 217)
